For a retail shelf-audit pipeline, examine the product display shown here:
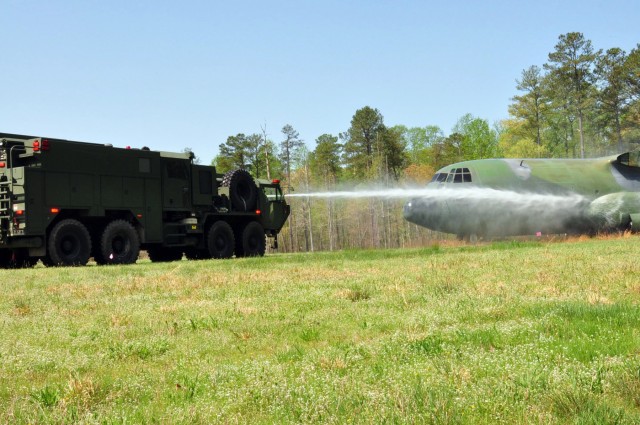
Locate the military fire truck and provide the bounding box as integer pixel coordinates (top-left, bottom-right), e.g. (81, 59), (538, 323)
(0, 132), (290, 267)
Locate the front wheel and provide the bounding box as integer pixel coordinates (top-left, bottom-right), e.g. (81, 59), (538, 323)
(239, 221), (266, 257)
(207, 221), (234, 259)
(99, 220), (140, 264)
(47, 219), (92, 266)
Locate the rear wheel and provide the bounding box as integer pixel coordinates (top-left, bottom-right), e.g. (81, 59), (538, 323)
(47, 219), (92, 266)
(207, 221), (234, 259)
(100, 220), (140, 265)
(239, 221), (266, 257)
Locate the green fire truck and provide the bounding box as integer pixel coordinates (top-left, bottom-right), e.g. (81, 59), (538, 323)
(0, 132), (290, 267)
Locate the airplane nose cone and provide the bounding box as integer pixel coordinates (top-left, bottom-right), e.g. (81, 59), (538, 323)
(403, 199), (419, 224)
(403, 197), (444, 231)
(403, 201), (413, 219)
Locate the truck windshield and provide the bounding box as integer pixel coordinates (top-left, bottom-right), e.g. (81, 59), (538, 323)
(262, 185), (283, 201)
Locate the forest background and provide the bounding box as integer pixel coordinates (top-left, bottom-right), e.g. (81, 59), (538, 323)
(210, 32), (640, 253)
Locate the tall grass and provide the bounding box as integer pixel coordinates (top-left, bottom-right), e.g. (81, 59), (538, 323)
(2, 237), (640, 423)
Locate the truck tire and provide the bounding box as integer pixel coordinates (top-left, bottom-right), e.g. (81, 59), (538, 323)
(147, 247), (183, 262)
(47, 219), (92, 266)
(100, 220), (140, 265)
(207, 221), (234, 259)
(237, 221), (266, 257)
(222, 169), (257, 212)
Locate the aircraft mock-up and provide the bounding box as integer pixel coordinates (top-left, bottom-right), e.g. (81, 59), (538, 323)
(403, 151), (640, 240)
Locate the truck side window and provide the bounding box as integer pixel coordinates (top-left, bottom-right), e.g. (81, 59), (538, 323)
(165, 160), (188, 179)
(199, 170), (212, 194)
(139, 158), (151, 173)
(263, 186), (282, 201)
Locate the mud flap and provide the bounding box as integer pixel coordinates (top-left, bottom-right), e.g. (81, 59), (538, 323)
(629, 213), (640, 231)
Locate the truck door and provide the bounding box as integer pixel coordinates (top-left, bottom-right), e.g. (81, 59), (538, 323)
(191, 165), (215, 206)
(261, 184), (290, 231)
(161, 158), (191, 210)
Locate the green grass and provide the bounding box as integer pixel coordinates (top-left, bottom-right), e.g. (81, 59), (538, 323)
(2, 238), (640, 423)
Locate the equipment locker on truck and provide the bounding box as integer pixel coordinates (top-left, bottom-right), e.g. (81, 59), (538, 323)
(0, 132), (290, 267)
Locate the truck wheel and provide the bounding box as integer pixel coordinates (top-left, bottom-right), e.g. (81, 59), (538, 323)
(240, 221), (266, 257)
(48, 219), (92, 266)
(222, 169), (257, 212)
(100, 220), (140, 265)
(207, 221), (234, 259)
(147, 247), (183, 262)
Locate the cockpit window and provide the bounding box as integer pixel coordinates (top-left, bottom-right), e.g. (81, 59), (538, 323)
(618, 152), (640, 167)
(431, 168), (472, 183)
(448, 167), (472, 183)
(430, 173), (448, 182)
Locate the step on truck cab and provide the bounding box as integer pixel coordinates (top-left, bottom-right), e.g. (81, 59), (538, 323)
(0, 132), (290, 267)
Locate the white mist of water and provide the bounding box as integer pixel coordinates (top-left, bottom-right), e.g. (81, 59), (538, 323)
(287, 187), (592, 236)
(286, 187), (588, 206)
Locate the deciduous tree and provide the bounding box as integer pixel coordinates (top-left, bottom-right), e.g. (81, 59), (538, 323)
(452, 114), (500, 160)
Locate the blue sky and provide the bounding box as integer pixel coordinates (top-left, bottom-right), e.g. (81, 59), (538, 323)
(1, 0), (638, 164)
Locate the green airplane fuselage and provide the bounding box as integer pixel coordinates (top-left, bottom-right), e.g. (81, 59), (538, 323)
(453, 157), (622, 196)
(403, 152), (640, 237)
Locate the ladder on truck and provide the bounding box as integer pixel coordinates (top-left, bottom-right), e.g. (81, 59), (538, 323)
(0, 176), (11, 238)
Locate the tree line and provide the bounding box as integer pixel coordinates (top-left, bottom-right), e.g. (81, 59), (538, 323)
(211, 32), (640, 252)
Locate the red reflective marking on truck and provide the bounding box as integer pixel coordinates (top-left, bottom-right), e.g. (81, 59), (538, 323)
(50, 207), (59, 214)
(256, 209), (261, 215)
(15, 210), (24, 216)
(272, 179), (280, 184)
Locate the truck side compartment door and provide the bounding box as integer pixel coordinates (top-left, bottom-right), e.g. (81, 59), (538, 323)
(191, 165), (216, 207)
(161, 159), (191, 211)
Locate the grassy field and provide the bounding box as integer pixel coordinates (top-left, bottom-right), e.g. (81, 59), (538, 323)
(2, 237), (640, 424)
